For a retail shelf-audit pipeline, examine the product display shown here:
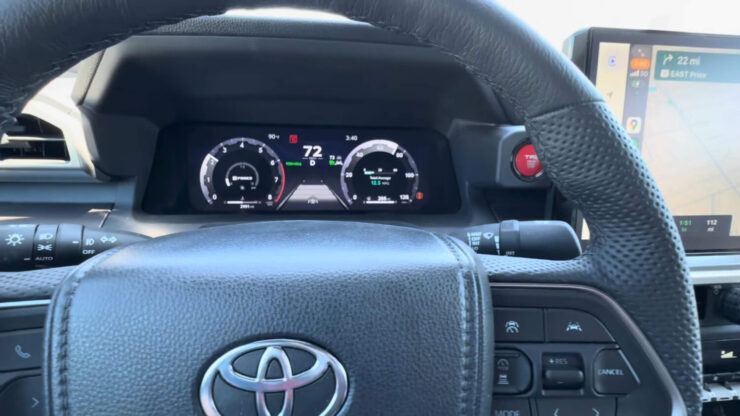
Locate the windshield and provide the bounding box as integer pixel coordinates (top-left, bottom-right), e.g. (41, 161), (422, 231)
(229, 1), (740, 50)
(51, 1), (740, 89)
(498, 0), (739, 49)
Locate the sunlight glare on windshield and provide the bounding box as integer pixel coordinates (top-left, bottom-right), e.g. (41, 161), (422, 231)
(229, 1), (740, 50)
(226, 7), (350, 21)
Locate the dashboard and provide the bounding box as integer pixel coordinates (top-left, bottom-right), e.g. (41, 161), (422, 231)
(0, 16), (736, 262)
(145, 125), (460, 213)
(0, 13), (739, 416)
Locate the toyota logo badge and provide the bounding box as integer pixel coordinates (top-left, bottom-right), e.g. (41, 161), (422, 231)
(200, 339), (348, 416)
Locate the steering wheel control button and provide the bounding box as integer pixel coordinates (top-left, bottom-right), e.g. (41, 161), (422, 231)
(545, 309), (614, 343)
(542, 353), (582, 368)
(536, 398), (616, 416)
(543, 369), (584, 390)
(593, 349), (640, 395)
(513, 143), (543, 179)
(0, 329), (43, 371)
(32, 224), (57, 268)
(543, 353), (584, 390)
(0, 375), (44, 416)
(491, 399), (532, 416)
(201, 339), (348, 416)
(495, 308), (544, 342)
(0, 224), (36, 271)
(493, 349), (532, 394)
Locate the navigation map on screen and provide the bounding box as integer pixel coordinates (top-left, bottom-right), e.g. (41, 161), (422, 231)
(593, 42), (740, 250)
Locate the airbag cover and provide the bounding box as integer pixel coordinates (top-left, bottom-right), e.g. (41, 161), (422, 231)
(45, 221), (492, 415)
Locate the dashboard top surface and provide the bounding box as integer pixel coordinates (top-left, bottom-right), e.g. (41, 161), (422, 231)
(0, 18), (736, 264)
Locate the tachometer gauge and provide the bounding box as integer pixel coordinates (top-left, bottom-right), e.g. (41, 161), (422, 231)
(199, 138), (285, 210)
(340, 139), (419, 207)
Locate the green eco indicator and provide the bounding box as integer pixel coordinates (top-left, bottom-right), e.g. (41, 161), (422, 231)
(285, 161), (302, 167)
(655, 51), (740, 83)
(329, 160), (336, 166)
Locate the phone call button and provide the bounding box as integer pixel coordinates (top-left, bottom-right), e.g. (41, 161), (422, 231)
(0, 329), (43, 371)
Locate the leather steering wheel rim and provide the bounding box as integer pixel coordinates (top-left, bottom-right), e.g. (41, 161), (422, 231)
(0, 0), (701, 414)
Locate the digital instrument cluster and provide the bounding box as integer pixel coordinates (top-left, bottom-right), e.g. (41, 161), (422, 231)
(178, 125), (459, 213)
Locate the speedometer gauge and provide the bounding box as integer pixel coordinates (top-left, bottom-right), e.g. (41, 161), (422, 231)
(199, 138), (285, 210)
(340, 139), (419, 207)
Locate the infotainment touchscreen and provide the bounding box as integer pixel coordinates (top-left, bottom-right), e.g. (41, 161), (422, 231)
(567, 29), (740, 252)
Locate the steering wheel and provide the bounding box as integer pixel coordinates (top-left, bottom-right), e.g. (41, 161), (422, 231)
(0, 0), (702, 415)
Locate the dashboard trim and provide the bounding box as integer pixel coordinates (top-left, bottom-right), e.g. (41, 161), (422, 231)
(0, 299), (51, 309)
(688, 254), (740, 285)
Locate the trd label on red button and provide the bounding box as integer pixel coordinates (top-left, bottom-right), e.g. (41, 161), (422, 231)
(513, 143), (543, 179)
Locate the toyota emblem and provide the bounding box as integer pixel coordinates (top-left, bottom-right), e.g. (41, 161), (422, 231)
(200, 339), (348, 416)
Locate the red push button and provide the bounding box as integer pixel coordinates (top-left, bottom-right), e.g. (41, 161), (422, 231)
(513, 143), (543, 179)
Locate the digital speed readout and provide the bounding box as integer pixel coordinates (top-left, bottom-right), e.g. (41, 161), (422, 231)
(192, 127), (438, 212)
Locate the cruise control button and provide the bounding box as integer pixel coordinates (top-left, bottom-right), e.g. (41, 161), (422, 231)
(546, 309), (614, 343)
(495, 308), (544, 342)
(492, 399), (531, 416)
(543, 353), (584, 390)
(494, 349), (532, 394)
(543, 353), (582, 368)
(0, 376), (44, 416)
(536, 398), (615, 416)
(543, 369), (584, 390)
(593, 349), (640, 394)
(0, 329), (43, 371)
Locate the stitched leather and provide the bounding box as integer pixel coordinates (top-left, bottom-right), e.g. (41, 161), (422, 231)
(45, 221), (493, 415)
(44, 249), (122, 415)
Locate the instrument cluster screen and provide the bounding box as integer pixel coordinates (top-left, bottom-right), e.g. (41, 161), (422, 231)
(185, 125), (460, 213)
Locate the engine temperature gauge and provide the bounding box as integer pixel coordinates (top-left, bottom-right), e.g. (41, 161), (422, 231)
(340, 139), (419, 207)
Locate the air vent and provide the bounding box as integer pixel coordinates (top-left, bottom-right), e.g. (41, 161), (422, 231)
(1, 114), (69, 161)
